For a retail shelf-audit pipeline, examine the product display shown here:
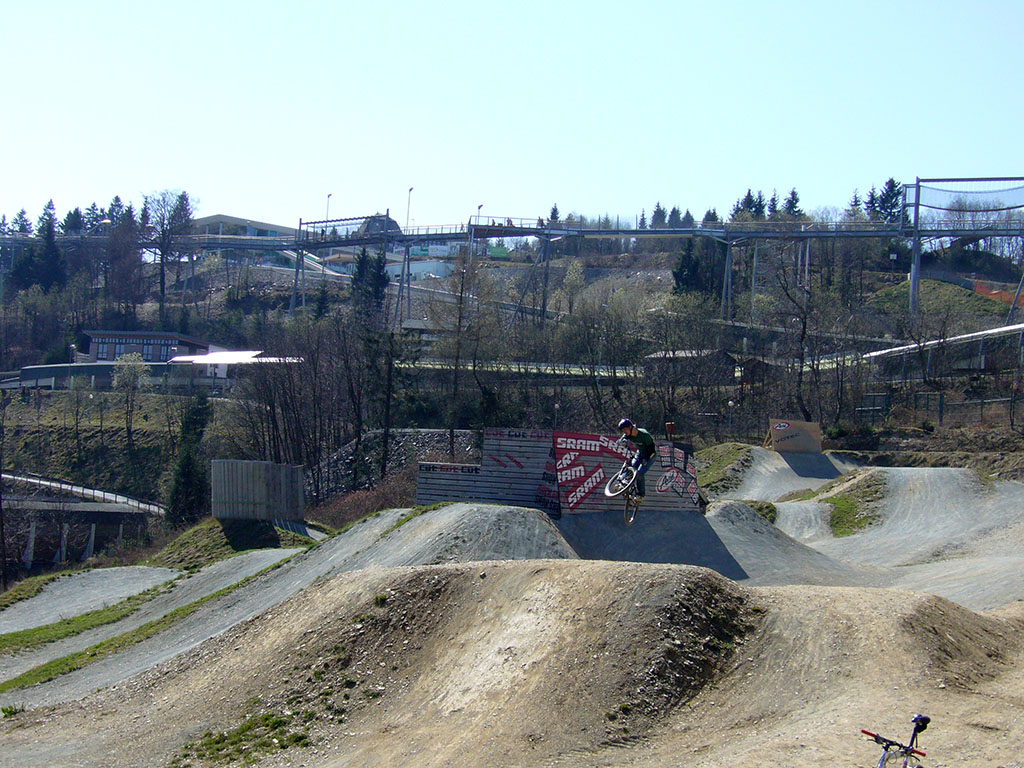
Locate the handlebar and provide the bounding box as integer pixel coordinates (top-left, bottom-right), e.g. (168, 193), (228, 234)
(861, 730), (926, 757)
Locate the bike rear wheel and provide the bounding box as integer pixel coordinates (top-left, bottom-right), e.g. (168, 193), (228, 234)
(604, 466), (638, 498)
(623, 494), (638, 526)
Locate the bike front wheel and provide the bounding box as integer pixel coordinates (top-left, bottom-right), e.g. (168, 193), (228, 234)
(604, 466), (638, 498)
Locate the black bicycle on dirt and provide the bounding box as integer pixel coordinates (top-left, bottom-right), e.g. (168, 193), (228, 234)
(861, 714), (930, 767)
(603, 456), (642, 526)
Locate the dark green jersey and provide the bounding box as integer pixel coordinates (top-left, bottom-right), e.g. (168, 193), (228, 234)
(626, 427), (656, 459)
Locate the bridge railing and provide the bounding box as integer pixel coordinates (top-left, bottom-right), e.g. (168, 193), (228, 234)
(1, 471), (165, 515)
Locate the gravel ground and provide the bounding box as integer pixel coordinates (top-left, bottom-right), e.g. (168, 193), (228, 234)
(0, 567), (179, 634)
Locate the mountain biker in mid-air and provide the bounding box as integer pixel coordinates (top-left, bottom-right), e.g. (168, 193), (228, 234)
(617, 418), (657, 504)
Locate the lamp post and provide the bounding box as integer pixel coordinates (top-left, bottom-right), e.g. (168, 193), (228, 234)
(406, 187), (413, 231)
(325, 193), (332, 222)
(0, 391), (9, 590)
(68, 343), (76, 390)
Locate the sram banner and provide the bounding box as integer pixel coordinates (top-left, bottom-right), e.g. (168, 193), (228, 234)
(767, 419), (823, 454)
(553, 431), (701, 515)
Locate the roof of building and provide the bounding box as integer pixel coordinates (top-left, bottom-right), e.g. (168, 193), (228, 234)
(83, 330), (211, 346)
(193, 214), (297, 236)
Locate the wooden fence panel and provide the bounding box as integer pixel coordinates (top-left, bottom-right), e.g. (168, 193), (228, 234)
(211, 460), (304, 521)
(416, 430), (700, 516)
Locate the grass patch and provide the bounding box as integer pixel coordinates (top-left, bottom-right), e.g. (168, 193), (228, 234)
(0, 581), (171, 654)
(744, 500), (778, 524)
(382, 502), (451, 536)
(827, 495), (876, 537)
(867, 278), (1009, 318)
(823, 470), (887, 537)
(171, 710), (310, 766)
(146, 518), (313, 573)
(695, 442), (753, 495)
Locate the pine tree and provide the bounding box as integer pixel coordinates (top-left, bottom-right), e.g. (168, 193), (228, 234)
(766, 192), (780, 220)
(877, 178), (905, 224)
(166, 391), (212, 527)
(651, 202), (668, 228)
(36, 200), (57, 234)
(845, 190), (864, 219)
(668, 206), (683, 228)
(753, 191), (767, 220)
(865, 187), (879, 220)
(60, 207), (85, 235)
(12, 209), (33, 235)
(783, 188), (804, 218)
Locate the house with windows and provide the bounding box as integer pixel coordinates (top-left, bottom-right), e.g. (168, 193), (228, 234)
(82, 330), (218, 364)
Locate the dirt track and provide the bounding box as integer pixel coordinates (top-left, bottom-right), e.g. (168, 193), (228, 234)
(4, 456), (1024, 767)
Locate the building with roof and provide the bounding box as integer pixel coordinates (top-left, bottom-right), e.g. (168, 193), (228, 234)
(82, 330), (218, 364)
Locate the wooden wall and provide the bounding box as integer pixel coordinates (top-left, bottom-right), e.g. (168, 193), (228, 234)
(417, 430), (701, 516)
(211, 460), (304, 521)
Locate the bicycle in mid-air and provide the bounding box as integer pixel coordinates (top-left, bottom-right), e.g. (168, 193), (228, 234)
(861, 714), (930, 767)
(603, 456), (642, 526)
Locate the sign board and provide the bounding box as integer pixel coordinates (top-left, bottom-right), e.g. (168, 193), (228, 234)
(552, 431), (701, 514)
(767, 419), (823, 453)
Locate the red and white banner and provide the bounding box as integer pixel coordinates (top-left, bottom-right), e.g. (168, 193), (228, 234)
(553, 431), (700, 514)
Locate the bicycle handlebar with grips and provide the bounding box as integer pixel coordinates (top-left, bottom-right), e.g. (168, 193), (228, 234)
(861, 730), (926, 757)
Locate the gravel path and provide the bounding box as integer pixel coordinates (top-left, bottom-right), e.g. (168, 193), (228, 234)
(0, 567), (180, 634)
(0, 549), (299, 683)
(723, 447), (859, 501)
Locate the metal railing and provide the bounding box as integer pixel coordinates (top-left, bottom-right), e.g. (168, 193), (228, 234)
(1, 472), (165, 515)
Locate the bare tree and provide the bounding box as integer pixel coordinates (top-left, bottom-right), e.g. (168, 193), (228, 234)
(145, 190), (194, 323)
(113, 353), (150, 447)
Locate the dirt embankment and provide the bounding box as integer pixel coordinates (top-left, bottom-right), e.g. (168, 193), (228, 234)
(5, 560), (1024, 768)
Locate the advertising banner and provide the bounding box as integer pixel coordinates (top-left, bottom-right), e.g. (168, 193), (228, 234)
(553, 431), (701, 514)
(767, 419), (823, 453)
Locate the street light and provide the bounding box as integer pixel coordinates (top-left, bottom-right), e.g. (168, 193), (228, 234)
(406, 187), (413, 231)
(325, 193), (332, 222)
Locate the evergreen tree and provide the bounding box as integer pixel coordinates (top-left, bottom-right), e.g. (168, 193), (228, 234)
(766, 191), (780, 220)
(783, 188), (804, 218)
(84, 202), (103, 230)
(876, 178), (905, 224)
(37, 214), (65, 291)
(352, 246), (390, 327)
(638, 209), (647, 229)
(681, 209), (696, 227)
(166, 391), (212, 527)
(668, 206), (683, 228)
(36, 200), (57, 234)
(864, 187), (879, 219)
(672, 239), (700, 292)
(752, 191), (767, 220)
(12, 209), (32, 235)
(651, 202), (668, 228)
(60, 207), (85, 235)
(845, 190), (864, 220)
(549, 204), (559, 223)
(701, 208), (720, 225)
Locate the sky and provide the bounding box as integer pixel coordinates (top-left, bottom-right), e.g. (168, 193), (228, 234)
(2, 0), (1023, 232)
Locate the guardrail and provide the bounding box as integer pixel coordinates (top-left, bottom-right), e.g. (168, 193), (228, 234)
(1, 472), (165, 515)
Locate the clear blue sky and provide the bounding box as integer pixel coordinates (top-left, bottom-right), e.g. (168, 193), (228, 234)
(2, 0), (1022, 231)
